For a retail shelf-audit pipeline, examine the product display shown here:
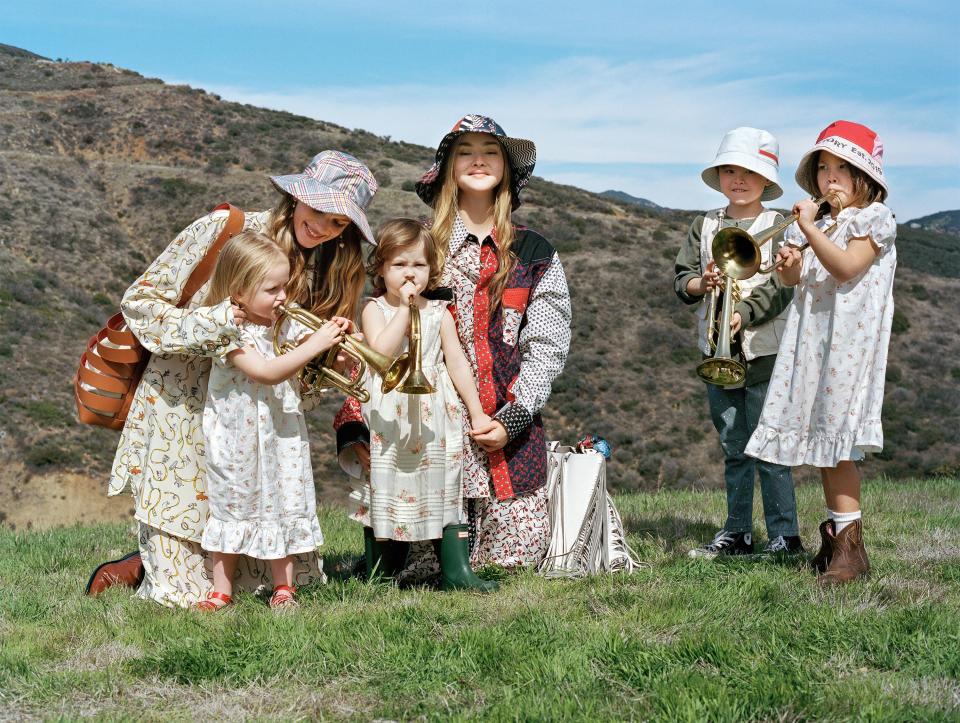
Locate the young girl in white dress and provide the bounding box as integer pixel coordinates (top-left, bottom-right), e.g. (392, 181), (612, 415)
(745, 121), (897, 584)
(195, 230), (350, 610)
(350, 218), (498, 591)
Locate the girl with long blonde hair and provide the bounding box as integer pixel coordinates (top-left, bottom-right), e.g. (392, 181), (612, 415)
(197, 231), (348, 611)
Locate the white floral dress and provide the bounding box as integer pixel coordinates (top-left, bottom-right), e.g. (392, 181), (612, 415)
(201, 321), (324, 558)
(746, 202), (897, 467)
(349, 298), (463, 541)
(110, 209), (324, 608)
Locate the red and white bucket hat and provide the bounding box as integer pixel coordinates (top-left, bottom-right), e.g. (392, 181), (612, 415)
(795, 120), (887, 196)
(701, 127), (783, 201)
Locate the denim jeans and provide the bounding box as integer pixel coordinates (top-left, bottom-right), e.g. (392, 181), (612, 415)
(706, 380), (799, 537)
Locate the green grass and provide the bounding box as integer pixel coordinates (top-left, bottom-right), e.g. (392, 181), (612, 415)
(2, 479), (959, 721)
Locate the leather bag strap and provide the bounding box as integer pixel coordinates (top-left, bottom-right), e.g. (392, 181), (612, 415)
(177, 204), (245, 307)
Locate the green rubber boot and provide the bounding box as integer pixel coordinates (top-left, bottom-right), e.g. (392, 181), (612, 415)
(436, 524), (499, 592)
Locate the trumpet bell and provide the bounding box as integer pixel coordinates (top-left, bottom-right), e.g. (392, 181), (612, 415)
(380, 352), (409, 393)
(392, 300), (435, 395)
(397, 369), (435, 395)
(711, 192), (840, 281)
(711, 228), (761, 281)
(696, 357), (746, 386)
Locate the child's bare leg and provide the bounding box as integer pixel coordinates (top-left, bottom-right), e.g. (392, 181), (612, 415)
(269, 556), (298, 609)
(820, 461), (861, 513)
(212, 552), (239, 596)
(270, 556), (294, 589)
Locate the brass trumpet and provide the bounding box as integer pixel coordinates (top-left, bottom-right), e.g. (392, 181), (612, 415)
(712, 193), (841, 280)
(697, 274), (745, 386)
(396, 300), (435, 395)
(272, 303), (407, 403)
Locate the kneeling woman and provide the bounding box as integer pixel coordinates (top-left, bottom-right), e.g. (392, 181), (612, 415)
(103, 151), (378, 607)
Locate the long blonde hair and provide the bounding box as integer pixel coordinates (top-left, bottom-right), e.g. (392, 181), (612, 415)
(203, 230), (288, 306)
(269, 194), (367, 321)
(431, 136), (516, 309)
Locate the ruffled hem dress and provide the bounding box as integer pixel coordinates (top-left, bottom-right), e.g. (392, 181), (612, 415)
(201, 321), (324, 559)
(348, 297), (463, 541)
(745, 202), (897, 467)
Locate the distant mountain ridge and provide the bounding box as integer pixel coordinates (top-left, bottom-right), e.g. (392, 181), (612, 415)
(0, 43), (958, 527)
(600, 190), (661, 210)
(905, 210), (960, 238)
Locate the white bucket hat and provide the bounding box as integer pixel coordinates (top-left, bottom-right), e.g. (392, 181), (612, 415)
(701, 127), (783, 201)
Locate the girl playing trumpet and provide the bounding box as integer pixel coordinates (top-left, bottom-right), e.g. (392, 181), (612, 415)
(198, 231), (350, 610)
(349, 219), (497, 591)
(746, 121), (898, 584)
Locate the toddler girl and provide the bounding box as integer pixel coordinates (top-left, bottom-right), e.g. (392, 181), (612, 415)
(196, 230), (349, 610)
(745, 120), (897, 583)
(350, 218), (497, 591)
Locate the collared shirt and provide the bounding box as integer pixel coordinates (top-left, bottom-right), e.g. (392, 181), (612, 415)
(442, 216), (572, 499)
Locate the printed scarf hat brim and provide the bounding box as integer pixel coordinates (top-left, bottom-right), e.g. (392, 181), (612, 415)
(270, 150), (379, 246)
(416, 114), (536, 210)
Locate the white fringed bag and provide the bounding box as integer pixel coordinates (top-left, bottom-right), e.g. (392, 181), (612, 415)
(538, 442), (642, 578)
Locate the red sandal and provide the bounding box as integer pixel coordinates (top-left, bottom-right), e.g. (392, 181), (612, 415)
(269, 585), (298, 610)
(193, 591), (232, 612)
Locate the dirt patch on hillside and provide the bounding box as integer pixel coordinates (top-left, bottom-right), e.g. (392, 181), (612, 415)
(0, 462), (132, 531)
(0, 461), (354, 532)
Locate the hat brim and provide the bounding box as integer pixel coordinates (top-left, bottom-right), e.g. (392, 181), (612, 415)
(416, 130), (537, 210)
(794, 144), (889, 198)
(701, 151), (783, 201)
(270, 174), (376, 246)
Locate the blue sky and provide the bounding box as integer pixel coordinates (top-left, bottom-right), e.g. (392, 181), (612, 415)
(5, 0), (959, 220)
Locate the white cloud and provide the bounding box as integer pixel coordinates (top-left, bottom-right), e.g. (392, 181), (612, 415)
(179, 54), (959, 218)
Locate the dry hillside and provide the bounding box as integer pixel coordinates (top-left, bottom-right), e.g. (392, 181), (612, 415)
(1, 45), (958, 529)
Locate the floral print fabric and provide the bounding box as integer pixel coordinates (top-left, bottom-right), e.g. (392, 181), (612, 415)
(201, 322), (324, 558)
(746, 202), (897, 467)
(107, 208), (325, 606)
(349, 298), (463, 541)
(138, 522), (325, 609)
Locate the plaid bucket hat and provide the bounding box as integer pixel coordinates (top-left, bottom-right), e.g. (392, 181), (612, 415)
(415, 115), (536, 210)
(270, 150), (379, 245)
(701, 127), (783, 201)
(795, 120), (888, 197)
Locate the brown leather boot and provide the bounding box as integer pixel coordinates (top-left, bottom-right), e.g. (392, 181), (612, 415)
(85, 551), (144, 596)
(817, 520), (870, 585)
(809, 520), (834, 574)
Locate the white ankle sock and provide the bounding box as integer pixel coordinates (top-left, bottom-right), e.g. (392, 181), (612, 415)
(828, 509), (862, 533)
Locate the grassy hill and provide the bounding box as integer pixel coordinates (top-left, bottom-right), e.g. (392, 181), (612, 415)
(1, 45), (960, 528)
(1, 479), (958, 720)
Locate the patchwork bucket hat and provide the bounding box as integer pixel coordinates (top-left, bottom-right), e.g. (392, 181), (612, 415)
(701, 127), (783, 201)
(416, 114), (536, 210)
(795, 120), (887, 197)
(270, 151), (379, 245)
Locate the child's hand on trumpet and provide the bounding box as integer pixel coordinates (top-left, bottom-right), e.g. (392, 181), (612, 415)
(299, 319), (347, 356)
